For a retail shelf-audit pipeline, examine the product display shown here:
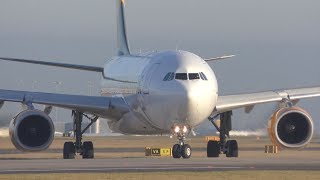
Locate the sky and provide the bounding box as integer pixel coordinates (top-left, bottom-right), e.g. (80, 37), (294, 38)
(0, 0), (320, 134)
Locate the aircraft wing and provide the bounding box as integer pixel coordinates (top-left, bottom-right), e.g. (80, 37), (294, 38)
(0, 89), (129, 120)
(0, 57), (104, 72)
(215, 86), (320, 113)
(203, 55), (235, 61)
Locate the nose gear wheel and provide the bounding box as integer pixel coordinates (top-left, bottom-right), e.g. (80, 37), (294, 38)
(172, 143), (192, 159)
(171, 126), (192, 159)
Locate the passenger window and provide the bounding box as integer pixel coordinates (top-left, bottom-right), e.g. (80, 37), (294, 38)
(163, 73), (171, 81)
(189, 73), (200, 80)
(175, 73), (188, 80)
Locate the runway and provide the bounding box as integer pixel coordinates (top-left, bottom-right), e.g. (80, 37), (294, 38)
(1, 147), (320, 154)
(0, 136), (319, 174)
(0, 156), (320, 174)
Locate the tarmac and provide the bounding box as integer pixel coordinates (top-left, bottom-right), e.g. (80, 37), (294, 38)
(0, 156), (320, 174)
(1, 147), (320, 154)
(0, 136), (319, 174)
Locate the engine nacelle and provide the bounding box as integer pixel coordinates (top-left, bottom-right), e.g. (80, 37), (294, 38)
(268, 107), (313, 150)
(9, 109), (55, 151)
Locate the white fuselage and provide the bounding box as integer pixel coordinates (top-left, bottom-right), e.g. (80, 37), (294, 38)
(100, 50), (218, 134)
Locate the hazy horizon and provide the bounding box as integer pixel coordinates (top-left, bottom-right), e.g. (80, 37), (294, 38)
(0, 0), (320, 134)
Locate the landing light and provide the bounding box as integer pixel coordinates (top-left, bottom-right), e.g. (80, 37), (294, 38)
(174, 126), (180, 133)
(183, 126), (188, 133)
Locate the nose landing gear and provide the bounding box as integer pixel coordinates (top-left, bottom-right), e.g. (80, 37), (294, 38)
(172, 125), (192, 159)
(207, 111), (239, 158)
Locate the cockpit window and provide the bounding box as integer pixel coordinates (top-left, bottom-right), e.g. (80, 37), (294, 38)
(175, 73), (188, 80)
(163, 72), (175, 81)
(165, 72), (207, 81)
(199, 72), (208, 80)
(168, 72), (175, 81)
(188, 73), (200, 80)
(199, 72), (205, 80)
(202, 73), (208, 80)
(163, 72), (171, 81)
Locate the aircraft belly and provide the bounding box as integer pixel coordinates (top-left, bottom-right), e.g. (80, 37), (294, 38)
(107, 111), (168, 134)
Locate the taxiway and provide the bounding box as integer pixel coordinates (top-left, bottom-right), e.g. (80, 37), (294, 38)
(0, 136), (319, 174)
(0, 156), (320, 174)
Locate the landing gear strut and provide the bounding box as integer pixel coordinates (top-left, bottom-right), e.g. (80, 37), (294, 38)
(172, 126), (192, 159)
(63, 110), (98, 159)
(207, 111), (238, 158)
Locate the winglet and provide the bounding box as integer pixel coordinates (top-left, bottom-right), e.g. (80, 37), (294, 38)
(204, 55), (235, 61)
(116, 0), (130, 56)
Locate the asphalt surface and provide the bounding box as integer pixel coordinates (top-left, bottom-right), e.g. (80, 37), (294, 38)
(0, 137), (319, 174)
(0, 156), (319, 174)
(1, 147), (320, 154)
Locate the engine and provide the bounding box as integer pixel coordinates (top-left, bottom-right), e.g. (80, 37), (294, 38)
(9, 109), (55, 151)
(268, 107), (314, 150)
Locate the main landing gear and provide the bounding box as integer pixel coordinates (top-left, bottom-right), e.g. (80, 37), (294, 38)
(207, 111), (238, 158)
(63, 110), (98, 159)
(172, 126), (192, 159)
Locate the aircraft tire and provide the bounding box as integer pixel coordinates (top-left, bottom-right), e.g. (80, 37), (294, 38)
(172, 144), (182, 158)
(181, 144), (192, 159)
(63, 141), (75, 159)
(207, 140), (220, 157)
(82, 141), (94, 159)
(226, 140), (238, 157)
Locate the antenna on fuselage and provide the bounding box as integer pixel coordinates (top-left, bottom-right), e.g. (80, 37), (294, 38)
(116, 0), (130, 56)
(175, 40), (180, 51)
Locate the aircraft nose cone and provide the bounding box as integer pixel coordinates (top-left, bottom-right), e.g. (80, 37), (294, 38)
(175, 81), (216, 127)
(176, 83), (201, 126)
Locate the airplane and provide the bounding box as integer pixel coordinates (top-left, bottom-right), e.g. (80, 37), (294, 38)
(0, 0), (318, 159)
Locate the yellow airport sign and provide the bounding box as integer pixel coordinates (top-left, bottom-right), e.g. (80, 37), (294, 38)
(160, 148), (171, 156)
(145, 147), (172, 156)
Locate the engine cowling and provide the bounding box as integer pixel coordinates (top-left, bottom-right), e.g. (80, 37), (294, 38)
(268, 107), (313, 150)
(9, 109), (55, 151)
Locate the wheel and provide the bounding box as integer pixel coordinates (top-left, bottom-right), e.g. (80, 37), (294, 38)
(63, 141), (75, 159)
(181, 144), (192, 159)
(172, 144), (182, 158)
(82, 141), (94, 159)
(226, 140), (238, 157)
(207, 140), (220, 157)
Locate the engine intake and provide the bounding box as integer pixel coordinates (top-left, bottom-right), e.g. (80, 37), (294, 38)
(268, 107), (313, 150)
(9, 109), (55, 151)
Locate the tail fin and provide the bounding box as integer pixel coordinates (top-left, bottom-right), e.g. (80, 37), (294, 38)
(116, 0), (130, 56)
